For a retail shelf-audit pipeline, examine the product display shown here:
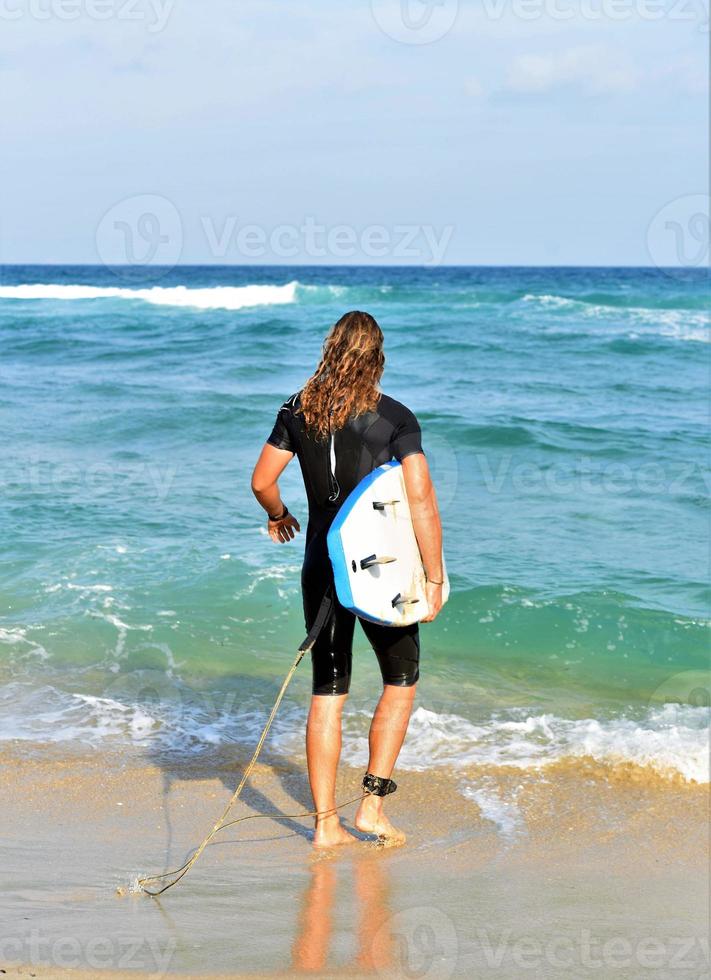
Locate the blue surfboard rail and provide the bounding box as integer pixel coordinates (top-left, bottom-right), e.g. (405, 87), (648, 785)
(326, 460), (401, 625)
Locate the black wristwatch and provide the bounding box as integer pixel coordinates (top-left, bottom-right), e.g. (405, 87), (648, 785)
(268, 504), (289, 522)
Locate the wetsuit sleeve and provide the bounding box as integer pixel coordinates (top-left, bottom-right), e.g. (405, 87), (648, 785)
(390, 405), (424, 461)
(266, 401), (296, 454)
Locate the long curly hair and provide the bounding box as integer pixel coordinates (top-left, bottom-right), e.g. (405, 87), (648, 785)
(298, 311), (385, 439)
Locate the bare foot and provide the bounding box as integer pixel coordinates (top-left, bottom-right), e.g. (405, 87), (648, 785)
(313, 813), (358, 848)
(355, 798), (406, 846)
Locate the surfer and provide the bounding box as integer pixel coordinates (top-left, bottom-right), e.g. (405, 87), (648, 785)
(251, 311), (444, 847)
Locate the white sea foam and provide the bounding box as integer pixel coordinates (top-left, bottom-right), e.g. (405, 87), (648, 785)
(0, 280), (371, 311)
(330, 704), (710, 783)
(0, 681), (302, 751)
(64, 582), (113, 593)
(0, 627), (50, 662)
(233, 563), (302, 599)
(1, 682), (707, 783)
(523, 293), (573, 309)
(521, 293), (710, 343)
(0, 626), (28, 645)
(0, 282), (299, 310)
(460, 780), (526, 839)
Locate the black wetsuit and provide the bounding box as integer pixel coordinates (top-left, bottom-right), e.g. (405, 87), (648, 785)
(267, 391), (423, 695)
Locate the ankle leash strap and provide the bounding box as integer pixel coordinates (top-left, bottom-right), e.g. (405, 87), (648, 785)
(362, 772), (397, 797)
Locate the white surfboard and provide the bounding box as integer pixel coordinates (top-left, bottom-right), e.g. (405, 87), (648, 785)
(327, 461), (449, 626)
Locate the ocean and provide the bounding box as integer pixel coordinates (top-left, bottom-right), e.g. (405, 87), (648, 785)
(1, 264), (709, 785)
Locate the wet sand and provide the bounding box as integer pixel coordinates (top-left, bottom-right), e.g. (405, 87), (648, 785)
(2, 743), (708, 979)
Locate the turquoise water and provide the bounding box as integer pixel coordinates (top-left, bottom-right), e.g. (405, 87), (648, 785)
(0, 265), (709, 779)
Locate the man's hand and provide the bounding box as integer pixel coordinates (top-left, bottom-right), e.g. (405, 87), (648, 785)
(268, 513), (301, 543)
(420, 581), (443, 623)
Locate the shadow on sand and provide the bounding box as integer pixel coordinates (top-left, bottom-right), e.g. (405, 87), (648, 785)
(141, 669), (369, 882)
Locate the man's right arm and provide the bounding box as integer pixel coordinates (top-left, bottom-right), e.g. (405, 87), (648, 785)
(401, 453), (444, 623)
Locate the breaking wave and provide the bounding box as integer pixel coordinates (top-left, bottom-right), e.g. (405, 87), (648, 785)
(1, 682), (707, 783)
(0, 281), (300, 310)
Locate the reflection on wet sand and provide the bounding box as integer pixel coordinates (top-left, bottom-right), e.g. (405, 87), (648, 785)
(292, 851), (394, 974)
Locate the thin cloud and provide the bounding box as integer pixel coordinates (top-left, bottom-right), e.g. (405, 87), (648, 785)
(505, 45), (641, 96)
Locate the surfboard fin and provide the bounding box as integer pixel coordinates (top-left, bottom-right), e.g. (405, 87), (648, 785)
(391, 593), (420, 608)
(372, 499), (400, 511)
(360, 554), (397, 570)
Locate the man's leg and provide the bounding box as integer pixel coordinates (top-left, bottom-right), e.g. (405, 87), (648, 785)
(354, 619), (420, 842)
(354, 683), (416, 842)
(306, 693), (355, 846)
(302, 536), (357, 847)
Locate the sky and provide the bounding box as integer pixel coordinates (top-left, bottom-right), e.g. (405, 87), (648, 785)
(0, 0), (707, 266)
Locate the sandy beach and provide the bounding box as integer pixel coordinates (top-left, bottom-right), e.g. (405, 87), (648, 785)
(2, 743), (708, 979)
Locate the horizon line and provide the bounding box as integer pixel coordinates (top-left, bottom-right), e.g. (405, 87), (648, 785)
(0, 262), (705, 272)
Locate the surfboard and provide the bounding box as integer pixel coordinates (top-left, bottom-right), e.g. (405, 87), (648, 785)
(326, 461), (449, 626)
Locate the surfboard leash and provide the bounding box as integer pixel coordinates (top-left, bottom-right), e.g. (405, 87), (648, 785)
(137, 586), (366, 898)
